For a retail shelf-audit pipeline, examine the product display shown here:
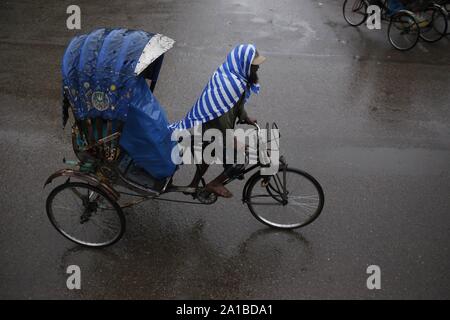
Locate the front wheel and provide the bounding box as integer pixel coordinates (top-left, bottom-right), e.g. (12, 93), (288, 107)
(46, 182), (125, 247)
(388, 11), (420, 51)
(244, 168), (324, 229)
(343, 0), (369, 27)
(419, 6), (448, 43)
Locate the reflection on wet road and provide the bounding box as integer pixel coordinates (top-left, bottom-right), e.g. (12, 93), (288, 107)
(0, 0), (449, 299)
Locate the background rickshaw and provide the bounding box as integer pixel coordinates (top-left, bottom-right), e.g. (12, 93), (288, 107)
(45, 28), (325, 247)
(343, 0), (448, 51)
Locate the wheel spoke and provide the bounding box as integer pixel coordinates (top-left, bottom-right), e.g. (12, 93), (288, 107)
(68, 188), (84, 210)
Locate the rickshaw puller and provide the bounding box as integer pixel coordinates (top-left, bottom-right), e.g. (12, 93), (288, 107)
(187, 51), (266, 198)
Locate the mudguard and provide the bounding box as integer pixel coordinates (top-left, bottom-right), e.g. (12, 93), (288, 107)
(44, 169), (120, 201)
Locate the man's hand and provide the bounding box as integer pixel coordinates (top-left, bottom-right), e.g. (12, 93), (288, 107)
(244, 116), (257, 125)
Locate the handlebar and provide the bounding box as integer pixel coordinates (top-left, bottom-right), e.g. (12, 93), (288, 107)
(237, 119), (261, 135)
(238, 120), (279, 141)
(252, 122), (261, 135)
(236, 121), (280, 168)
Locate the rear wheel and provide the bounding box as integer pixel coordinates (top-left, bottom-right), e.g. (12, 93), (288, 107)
(343, 0), (369, 27)
(388, 11), (420, 51)
(46, 182), (125, 247)
(245, 168), (324, 229)
(419, 6), (448, 42)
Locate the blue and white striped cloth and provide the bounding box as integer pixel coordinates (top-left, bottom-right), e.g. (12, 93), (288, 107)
(169, 44), (260, 131)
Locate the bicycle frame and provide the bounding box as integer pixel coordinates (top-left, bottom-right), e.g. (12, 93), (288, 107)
(45, 121), (286, 207)
(124, 122), (286, 206)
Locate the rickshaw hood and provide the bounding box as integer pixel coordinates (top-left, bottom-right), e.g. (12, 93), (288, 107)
(62, 28), (174, 120)
(61, 28), (177, 179)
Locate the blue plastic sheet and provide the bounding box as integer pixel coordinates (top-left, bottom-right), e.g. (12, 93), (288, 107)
(119, 78), (177, 179)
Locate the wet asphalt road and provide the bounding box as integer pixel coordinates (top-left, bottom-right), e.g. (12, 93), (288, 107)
(0, 0), (449, 299)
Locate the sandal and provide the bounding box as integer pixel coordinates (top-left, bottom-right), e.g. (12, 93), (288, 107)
(205, 183), (233, 198)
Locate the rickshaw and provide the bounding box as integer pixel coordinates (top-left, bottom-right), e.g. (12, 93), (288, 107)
(45, 28), (325, 247)
(343, 0), (448, 51)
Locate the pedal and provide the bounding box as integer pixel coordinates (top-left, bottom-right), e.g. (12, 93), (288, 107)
(196, 189), (218, 204)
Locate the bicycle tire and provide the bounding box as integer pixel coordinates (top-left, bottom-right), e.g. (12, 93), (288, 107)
(245, 168), (325, 229)
(419, 5), (448, 42)
(343, 0), (369, 27)
(388, 11), (420, 51)
(46, 181), (125, 247)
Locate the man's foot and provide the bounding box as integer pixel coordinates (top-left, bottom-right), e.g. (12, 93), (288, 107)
(205, 183), (233, 198)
